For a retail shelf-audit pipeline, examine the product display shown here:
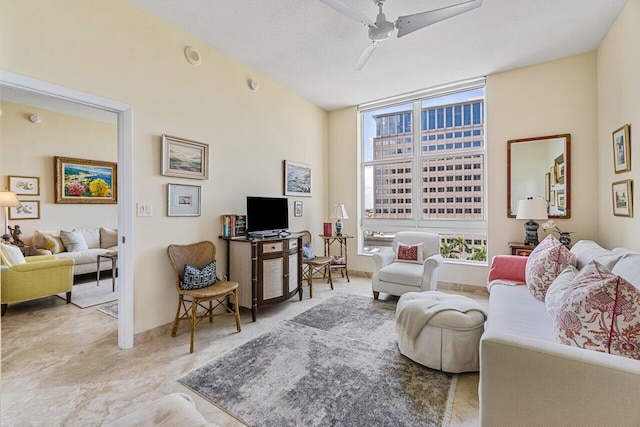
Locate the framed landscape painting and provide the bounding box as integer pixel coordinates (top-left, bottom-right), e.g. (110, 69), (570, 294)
(613, 124), (631, 173)
(55, 157), (117, 204)
(162, 135), (209, 180)
(9, 201), (40, 220)
(284, 160), (311, 197)
(9, 176), (40, 196)
(612, 179), (633, 217)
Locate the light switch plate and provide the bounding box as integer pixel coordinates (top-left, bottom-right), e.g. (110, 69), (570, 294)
(137, 202), (153, 217)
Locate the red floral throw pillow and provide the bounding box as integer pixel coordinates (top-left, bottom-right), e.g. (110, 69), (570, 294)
(525, 234), (576, 301)
(554, 261), (640, 360)
(396, 242), (424, 264)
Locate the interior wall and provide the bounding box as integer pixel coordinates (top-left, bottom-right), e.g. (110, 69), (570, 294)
(0, 101), (118, 238)
(329, 52), (599, 287)
(596, 0), (640, 250)
(0, 0), (328, 334)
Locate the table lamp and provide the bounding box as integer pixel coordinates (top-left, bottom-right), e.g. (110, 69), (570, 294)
(330, 203), (349, 236)
(0, 190), (22, 243)
(516, 198), (548, 246)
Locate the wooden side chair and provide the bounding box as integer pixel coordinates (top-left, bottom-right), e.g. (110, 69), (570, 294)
(300, 230), (333, 298)
(167, 241), (241, 353)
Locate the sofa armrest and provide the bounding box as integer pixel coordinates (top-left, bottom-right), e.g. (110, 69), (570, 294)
(25, 254), (58, 262)
(10, 258), (74, 272)
(480, 331), (640, 427)
(487, 255), (527, 284)
(372, 250), (395, 272)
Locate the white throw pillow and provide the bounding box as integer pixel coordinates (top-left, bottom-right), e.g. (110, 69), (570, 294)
(32, 230), (61, 249)
(396, 242), (424, 264)
(60, 230), (89, 252)
(100, 227), (118, 249)
(73, 228), (100, 249)
(0, 243), (26, 265)
(545, 265), (578, 319)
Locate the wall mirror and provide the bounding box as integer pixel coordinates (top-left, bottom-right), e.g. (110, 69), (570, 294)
(507, 134), (571, 218)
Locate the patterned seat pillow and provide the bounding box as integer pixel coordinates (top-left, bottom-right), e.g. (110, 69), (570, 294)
(181, 261), (217, 290)
(525, 234), (576, 301)
(545, 265), (579, 319)
(553, 261), (640, 360)
(396, 242), (424, 264)
(302, 242), (315, 261)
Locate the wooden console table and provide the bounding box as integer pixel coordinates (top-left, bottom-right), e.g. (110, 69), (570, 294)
(318, 234), (353, 282)
(221, 234), (302, 321)
(508, 242), (536, 257)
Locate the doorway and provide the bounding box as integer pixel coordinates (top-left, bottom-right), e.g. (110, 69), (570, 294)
(0, 70), (134, 348)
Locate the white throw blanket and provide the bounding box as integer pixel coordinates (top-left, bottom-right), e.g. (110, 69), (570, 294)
(395, 294), (487, 349)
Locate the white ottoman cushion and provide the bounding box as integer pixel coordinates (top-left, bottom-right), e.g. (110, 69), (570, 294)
(395, 291), (487, 373)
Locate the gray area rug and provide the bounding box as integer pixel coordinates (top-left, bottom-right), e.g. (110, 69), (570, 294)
(97, 302), (118, 318)
(56, 279), (118, 308)
(178, 293), (456, 427)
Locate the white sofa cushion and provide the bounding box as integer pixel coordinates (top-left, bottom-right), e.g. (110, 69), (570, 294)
(570, 239), (624, 270)
(100, 227), (118, 249)
(74, 228), (100, 249)
(612, 253), (640, 289)
(545, 266), (579, 319)
(526, 234), (576, 301)
(57, 248), (109, 265)
(378, 262), (423, 287)
(60, 230), (89, 252)
(554, 261), (640, 360)
(0, 243), (26, 265)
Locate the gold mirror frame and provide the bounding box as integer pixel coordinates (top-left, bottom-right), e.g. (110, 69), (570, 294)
(507, 134), (571, 218)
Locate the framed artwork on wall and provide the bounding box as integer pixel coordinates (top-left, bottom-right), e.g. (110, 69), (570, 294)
(9, 176), (40, 196)
(545, 172), (551, 201)
(9, 200), (40, 220)
(284, 160), (312, 197)
(554, 154), (565, 184)
(162, 134), (209, 180)
(612, 124), (631, 173)
(557, 189), (566, 211)
(55, 157), (117, 204)
(612, 179), (633, 217)
(294, 201), (303, 217)
(167, 183), (201, 217)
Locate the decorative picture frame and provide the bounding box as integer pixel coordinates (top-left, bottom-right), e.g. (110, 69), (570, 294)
(55, 157), (117, 204)
(550, 190), (556, 206)
(284, 160), (312, 197)
(613, 124), (631, 173)
(612, 179), (633, 217)
(167, 183), (201, 217)
(9, 176), (40, 196)
(554, 154), (565, 184)
(162, 134), (209, 180)
(545, 172), (551, 201)
(550, 165), (556, 185)
(557, 189), (566, 211)
(294, 201), (303, 217)
(9, 200), (40, 220)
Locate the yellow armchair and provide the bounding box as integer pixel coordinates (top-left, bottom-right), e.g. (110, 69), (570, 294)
(1, 245), (75, 316)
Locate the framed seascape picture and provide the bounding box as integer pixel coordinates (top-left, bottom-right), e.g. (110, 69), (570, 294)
(613, 124), (631, 173)
(162, 135), (209, 180)
(612, 179), (633, 217)
(55, 157), (117, 204)
(9, 176), (40, 196)
(167, 184), (201, 217)
(294, 201), (303, 217)
(284, 160), (311, 197)
(9, 200), (40, 220)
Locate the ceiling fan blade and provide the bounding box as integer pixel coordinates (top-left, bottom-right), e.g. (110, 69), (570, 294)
(396, 0), (482, 38)
(320, 0), (374, 27)
(355, 42), (378, 71)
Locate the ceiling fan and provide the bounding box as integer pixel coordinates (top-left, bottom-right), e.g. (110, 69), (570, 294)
(320, 0), (483, 70)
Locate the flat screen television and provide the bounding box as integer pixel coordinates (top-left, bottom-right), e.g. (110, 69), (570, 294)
(246, 196), (289, 236)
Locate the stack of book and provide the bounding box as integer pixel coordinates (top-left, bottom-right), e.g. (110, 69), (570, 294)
(220, 214), (246, 237)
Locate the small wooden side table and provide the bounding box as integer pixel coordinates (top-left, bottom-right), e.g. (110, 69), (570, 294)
(508, 242), (536, 257)
(318, 234), (353, 282)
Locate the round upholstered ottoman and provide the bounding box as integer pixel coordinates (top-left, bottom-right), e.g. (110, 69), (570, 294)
(395, 291), (486, 373)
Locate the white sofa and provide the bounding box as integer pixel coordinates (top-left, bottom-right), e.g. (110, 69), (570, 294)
(29, 228), (118, 276)
(480, 240), (640, 426)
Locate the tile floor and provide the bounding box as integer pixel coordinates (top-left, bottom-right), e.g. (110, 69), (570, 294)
(1, 276), (488, 426)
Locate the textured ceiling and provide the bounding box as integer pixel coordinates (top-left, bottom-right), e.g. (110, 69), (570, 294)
(137, 1), (623, 110)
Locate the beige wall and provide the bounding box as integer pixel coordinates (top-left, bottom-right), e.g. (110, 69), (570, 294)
(596, 0), (640, 250)
(1, 101), (118, 237)
(0, 0), (328, 333)
(329, 52), (599, 287)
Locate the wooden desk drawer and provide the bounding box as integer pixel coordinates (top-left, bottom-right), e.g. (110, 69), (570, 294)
(261, 242), (283, 254)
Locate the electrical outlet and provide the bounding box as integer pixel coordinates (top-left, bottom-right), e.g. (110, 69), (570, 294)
(136, 203), (153, 217)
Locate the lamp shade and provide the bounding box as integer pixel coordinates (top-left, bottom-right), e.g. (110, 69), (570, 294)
(330, 203), (349, 220)
(516, 199), (547, 220)
(0, 191), (21, 208)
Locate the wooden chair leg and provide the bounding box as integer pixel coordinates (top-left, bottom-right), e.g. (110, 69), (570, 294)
(308, 268), (313, 299)
(1, 304), (7, 316)
(373, 291), (380, 300)
(171, 295), (182, 337)
(209, 301), (213, 323)
(232, 291), (241, 332)
(66, 291), (72, 303)
(190, 299), (197, 353)
(327, 264), (334, 290)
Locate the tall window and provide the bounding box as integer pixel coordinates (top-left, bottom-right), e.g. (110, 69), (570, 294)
(360, 82), (487, 263)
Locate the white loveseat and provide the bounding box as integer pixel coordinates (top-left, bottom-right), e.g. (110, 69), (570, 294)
(30, 228), (118, 276)
(480, 240), (640, 426)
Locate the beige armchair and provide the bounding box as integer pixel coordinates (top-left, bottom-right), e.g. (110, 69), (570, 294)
(1, 243), (75, 316)
(371, 231), (443, 299)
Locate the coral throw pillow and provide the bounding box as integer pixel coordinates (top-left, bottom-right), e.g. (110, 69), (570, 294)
(525, 234), (576, 301)
(554, 261), (640, 360)
(396, 242), (424, 264)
